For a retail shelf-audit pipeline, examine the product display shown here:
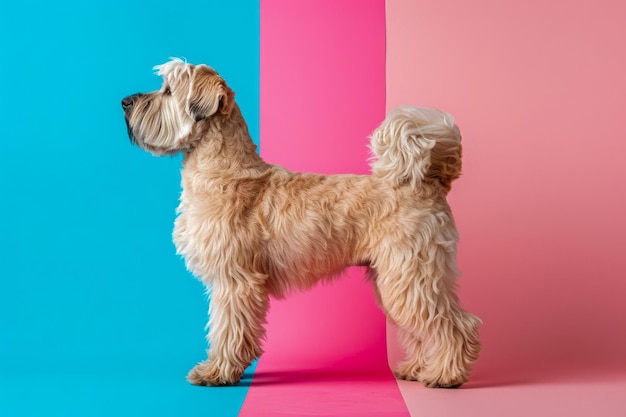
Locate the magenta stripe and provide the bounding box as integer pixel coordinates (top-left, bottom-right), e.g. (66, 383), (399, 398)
(239, 1), (409, 416)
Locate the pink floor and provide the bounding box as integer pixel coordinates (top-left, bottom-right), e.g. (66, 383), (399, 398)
(397, 379), (626, 417)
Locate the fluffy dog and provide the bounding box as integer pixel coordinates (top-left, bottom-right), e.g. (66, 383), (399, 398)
(122, 58), (481, 388)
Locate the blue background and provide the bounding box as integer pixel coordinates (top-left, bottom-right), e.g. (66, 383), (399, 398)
(0, 1), (259, 415)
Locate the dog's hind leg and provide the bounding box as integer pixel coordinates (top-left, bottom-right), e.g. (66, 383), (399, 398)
(391, 327), (427, 381)
(187, 275), (268, 386)
(369, 267), (428, 381)
(374, 242), (481, 388)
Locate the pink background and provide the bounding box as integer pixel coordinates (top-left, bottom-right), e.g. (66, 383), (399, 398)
(386, 0), (626, 415)
(256, 0), (386, 370)
(241, 0), (626, 415)
(240, 1), (409, 415)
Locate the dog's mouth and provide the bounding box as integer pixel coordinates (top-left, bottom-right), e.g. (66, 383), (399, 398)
(122, 98), (193, 157)
(123, 117), (178, 156)
(124, 117), (137, 145)
(144, 144), (180, 156)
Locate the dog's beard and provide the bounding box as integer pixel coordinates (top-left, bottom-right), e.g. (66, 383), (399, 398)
(124, 117), (137, 145)
(125, 93), (194, 156)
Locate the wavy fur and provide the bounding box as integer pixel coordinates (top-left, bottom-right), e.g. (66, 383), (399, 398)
(370, 105), (462, 191)
(122, 59), (481, 388)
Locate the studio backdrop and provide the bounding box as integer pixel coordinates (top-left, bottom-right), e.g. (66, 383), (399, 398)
(2, 1), (625, 416)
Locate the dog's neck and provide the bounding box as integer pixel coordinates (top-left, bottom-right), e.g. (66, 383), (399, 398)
(182, 104), (268, 176)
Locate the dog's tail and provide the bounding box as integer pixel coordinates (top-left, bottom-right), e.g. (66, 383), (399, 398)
(369, 105), (462, 191)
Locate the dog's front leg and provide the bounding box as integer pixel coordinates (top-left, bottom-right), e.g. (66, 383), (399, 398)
(187, 278), (268, 386)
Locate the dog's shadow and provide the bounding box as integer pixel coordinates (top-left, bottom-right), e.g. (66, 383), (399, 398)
(236, 368), (393, 387)
(237, 369), (529, 389)
(223, 356), (625, 389)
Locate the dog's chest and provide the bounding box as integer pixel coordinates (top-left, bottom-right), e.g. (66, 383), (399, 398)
(172, 191), (247, 281)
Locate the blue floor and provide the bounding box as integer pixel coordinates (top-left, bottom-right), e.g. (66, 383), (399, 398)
(0, 363), (256, 417)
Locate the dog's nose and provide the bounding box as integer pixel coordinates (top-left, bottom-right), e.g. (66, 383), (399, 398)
(121, 94), (140, 110)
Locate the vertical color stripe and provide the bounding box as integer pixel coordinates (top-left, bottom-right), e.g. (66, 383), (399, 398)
(0, 1), (259, 416)
(386, 0), (626, 416)
(240, 1), (410, 416)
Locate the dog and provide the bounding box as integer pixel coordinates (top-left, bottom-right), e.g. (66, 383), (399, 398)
(122, 58), (481, 388)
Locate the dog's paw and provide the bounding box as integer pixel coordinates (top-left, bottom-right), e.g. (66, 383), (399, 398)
(393, 361), (421, 381)
(422, 379), (464, 389)
(418, 370), (466, 389)
(187, 361), (241, 386)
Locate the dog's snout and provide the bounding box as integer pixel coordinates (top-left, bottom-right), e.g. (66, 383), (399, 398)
(121, 94), (140, 110)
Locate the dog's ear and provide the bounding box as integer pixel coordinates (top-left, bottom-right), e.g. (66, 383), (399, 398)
(187, 65), (235, 121)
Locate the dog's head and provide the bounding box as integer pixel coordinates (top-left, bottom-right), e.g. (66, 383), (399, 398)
(121, 58), (234, 156)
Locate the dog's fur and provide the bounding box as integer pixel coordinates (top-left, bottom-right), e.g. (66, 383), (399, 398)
(122, 58), (481, 388)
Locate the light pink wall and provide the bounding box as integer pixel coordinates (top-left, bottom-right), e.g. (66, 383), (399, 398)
(386, 0), (626, 400)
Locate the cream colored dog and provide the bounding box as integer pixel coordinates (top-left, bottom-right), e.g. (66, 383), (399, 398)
(122, 58), (481, 388)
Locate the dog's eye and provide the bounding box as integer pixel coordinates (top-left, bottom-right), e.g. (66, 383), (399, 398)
(164, 87), (172, 95)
